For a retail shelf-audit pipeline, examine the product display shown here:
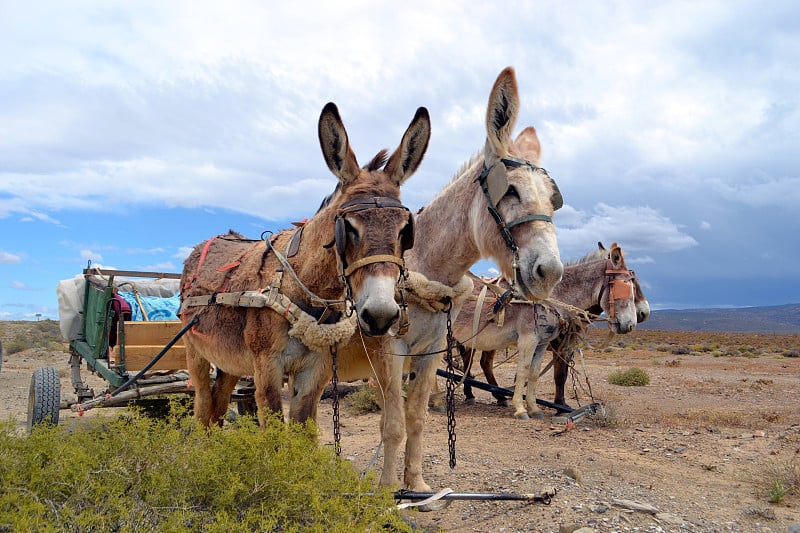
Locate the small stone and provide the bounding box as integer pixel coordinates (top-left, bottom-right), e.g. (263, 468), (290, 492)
(655, 512), (685, 525)
(753, 430), (766, 437)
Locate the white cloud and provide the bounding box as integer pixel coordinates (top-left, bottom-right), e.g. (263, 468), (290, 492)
(556, 203), (698, 258)
(711, 176), (800, 209)
(0, 250), (22, 264)
(80, 249), (103, 261)
(139, 261), (176, 272)
(174, 247), (195, 260)
(699, 221), (711, 230)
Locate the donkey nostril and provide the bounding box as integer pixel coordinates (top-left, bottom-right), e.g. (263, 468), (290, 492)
(536, 264), (545, 279)
(359, 307), (400, 336)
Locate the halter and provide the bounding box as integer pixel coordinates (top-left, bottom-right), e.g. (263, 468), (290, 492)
(597, 259), (634, 320)
(476, 155), (563, 295)
(331, 196), (413, 278)
(328, 195), (414, 333)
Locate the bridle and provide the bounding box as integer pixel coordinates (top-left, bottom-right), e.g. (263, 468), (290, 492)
(476, 155), (563, 295)
(597, 259), (634, 321)
(326, 195), (414, 333)
(331, 196), (413, 278)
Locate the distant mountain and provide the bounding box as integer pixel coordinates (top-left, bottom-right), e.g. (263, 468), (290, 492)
(638, 303), (800, 334)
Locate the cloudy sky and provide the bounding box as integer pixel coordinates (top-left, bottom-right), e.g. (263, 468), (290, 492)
(1, 1), (798, 321)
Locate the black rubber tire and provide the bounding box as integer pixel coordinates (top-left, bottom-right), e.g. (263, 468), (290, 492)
(27, 367), (61, 431)
(237, 398), (258, 416)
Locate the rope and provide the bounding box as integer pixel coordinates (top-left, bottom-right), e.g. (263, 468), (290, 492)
(263, 232), (349, 309)
(403, 271), (473, 312)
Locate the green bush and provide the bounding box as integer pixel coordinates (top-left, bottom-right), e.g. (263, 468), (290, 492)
(607, 367), (650, 387)
(0, 406), (412, 532)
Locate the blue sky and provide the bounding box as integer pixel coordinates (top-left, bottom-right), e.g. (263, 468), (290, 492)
(1, 1), (799, 321)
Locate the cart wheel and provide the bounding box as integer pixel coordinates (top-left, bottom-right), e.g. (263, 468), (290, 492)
(27, 367), (61, 431)
(237, 398), (257, 416)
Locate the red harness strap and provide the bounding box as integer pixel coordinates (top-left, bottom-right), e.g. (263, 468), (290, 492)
(183, 236), (218, 291)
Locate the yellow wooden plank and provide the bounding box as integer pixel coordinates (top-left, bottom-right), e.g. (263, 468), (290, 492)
(122, 321), (184, 346)
(121, 345), (186, 371)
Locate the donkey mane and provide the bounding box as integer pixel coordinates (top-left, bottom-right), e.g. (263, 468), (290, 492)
(564, 247), (607, 267)
(316, 183), (341, 213)
(315, 150), (391, 213)
(449, 151), (482, 184)
(365, 149), (389, 171)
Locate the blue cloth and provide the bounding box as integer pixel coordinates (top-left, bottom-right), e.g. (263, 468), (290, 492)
(117, 292), (180, 321)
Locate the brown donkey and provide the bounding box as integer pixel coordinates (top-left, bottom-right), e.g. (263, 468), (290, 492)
(454, 242), (638, 419)
(334, 67), (565, 492)
(180, 103), (430, 427)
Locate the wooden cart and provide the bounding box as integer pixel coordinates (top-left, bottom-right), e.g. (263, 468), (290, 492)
(28, 267), (255, 431)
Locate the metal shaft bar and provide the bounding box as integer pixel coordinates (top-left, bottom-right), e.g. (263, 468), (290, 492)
(435, 368), (574, 413)
(394, 490), (552, 504)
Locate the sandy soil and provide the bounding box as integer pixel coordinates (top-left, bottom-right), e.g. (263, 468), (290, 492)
(2, 329), (799, 532)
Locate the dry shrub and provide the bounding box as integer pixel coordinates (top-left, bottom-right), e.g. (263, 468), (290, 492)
(607, 367), (650, 387)
(344, 385), (381, 415)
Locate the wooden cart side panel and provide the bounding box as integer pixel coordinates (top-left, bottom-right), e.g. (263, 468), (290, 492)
(121, 346), (187, 371)
(123, 321), (184, 345)
(119, 321), (186, 371)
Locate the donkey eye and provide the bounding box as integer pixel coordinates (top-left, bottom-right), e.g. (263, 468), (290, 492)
(504, 185), (520, 200)
(345, 220), (360, 245)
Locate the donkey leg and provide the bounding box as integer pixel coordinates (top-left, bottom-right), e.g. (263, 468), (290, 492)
(288, 358), (332, 426)
(372, 351), (405, 487)
(524, 345), (547, 419)
(403, 353), (437, 492)
(481, 350), (508, 406)
(459, 345), (476, 404)
(511, 342), (534, 419)
(552, 351), (571, 408)
(185, 344), (214, 427)
(210, 370), (240, 424)
(252, 358), (286, 428)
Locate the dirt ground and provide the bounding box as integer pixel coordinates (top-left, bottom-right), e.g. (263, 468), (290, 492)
(1, 329), (799, 532)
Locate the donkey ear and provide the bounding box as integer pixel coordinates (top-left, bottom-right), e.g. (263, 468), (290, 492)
(484, 67), (519, 160)
(597, 242), (606, 251)
(514, 127), (541, 163)
(610, 244), (624, 267)
(318, 102), (361, 185)
(385, 107), (431, 185)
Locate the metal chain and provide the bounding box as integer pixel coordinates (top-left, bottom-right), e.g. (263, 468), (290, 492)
(444, 302), (457, 469)
(330, 345), (341, 456)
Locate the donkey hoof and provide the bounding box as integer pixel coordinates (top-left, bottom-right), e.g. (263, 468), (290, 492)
(514, 412), (530, 420)
(464, 398), (476, 406)
(430, 403), (446, 414)
(528, 410), (545, 420)
(497, 399), (509, 407)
